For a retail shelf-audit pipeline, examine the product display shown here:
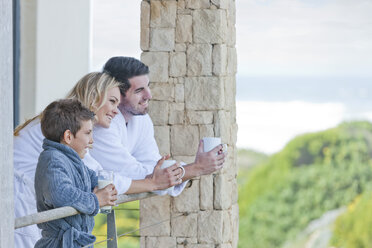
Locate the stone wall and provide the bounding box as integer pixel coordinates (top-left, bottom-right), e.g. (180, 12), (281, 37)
(0, 0), (14, 246)
(140, 0), (238, 247)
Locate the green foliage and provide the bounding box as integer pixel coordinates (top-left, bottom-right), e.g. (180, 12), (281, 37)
(238, 121), (372, 248)
(331, 192), (372, 247)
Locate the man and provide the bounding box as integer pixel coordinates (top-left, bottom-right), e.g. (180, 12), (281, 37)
(90, 56), (226, 196)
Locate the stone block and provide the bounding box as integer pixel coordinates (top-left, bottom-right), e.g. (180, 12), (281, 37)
(185, 0), (210, 9)
(175, 43), (187, 52)
(171, 125), (199, 156)
(198, 210), (223, 243)
(150, 82), (174, 101)
(220, 147), (237, 179)
(173, 155), (195, 164)
(178, 0), (186, 9)
(150, 0), (177, 28)
(141, 52), (169, 82)
(199, 125), (215, 140)
(175, 84), (185, 103)
(185, 77), (224, 110)
(140, 236), (146, 247)
(177, 237), (198, 245)
(231, 204), (239, 248)
(170, 52), (187, 77)
(214, 110), (230, 143)
(226, 47), (237, 75)
(211, 0), (229, 9)
(222, 210), (232, 243)
(141, 1), (150, 51)
(186, 245), (214, 248)
(154, 125), (170, 155)
(148, 100), (169, 125)
(186, 111), (214, 125)
(213, 44), (227, 76)
(146, 237), (177, 248)
(214, 174), (232, 210)
(140, 195), (171, 236)
(223, 76), (236, 111)
(169, 103), (185, 124)
(193, 9), (227, 44)
(200, 175), (213, 210)
(187, 44), (212, 76)
(172, 179), (199, 212)
(150, 28), (175, 51)
(176, 14), (192, 43)
(171, 213), (197, 237)
(216, 244), (233, 248)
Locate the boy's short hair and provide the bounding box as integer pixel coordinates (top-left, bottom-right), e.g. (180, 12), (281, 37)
(41, 99), (95, 142)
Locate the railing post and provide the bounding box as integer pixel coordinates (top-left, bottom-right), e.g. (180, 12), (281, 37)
(107, 210), (118, 248)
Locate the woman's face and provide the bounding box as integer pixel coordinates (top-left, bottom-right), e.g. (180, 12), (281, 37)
(95, 86), (120, 128)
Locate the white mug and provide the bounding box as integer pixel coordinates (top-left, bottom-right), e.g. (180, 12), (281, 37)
(98, 170), (114, 214)
(202, 137), (227, 153)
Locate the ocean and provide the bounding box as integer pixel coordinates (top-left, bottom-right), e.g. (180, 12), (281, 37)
(236, 76), (372, 154)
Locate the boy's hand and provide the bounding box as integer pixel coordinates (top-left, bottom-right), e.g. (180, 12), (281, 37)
(94, 184), (118, 207)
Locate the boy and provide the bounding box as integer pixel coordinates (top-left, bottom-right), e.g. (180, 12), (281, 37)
(34, 99), (117, 248)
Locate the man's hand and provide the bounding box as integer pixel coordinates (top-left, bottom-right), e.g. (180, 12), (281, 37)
(94, 184), (118, 208)
(149, 156), (183, 190)
(193, 139), (226, 176)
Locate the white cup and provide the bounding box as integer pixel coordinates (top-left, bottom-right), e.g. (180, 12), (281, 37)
(161, 160), (177, 192)
(98, 170), (114, 214)
(202, 137), (227, 153)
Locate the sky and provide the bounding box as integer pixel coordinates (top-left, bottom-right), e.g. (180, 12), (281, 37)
(92, 0), (372, 154)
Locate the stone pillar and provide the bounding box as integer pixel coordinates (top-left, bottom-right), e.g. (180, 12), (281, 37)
(140, 1), (238, 247)
(0, 0), (14, 247)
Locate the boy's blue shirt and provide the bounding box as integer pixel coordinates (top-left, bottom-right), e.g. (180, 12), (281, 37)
(34, 138), (99, 248)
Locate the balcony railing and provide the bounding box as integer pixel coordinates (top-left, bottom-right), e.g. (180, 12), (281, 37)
(15, 192), (157, 248)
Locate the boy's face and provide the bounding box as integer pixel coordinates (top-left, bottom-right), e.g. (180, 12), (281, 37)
(68, 120), (93, 159)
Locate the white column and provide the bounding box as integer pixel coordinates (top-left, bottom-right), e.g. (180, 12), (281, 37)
(0, 0), (14, 246)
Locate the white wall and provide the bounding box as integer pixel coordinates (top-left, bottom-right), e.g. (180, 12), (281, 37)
(20, 0), (91, 122)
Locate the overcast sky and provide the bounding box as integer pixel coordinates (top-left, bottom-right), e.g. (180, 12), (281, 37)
(92, 0), (372, 77)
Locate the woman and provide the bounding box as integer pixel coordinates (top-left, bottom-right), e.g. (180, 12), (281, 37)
(13, 72), (121, 247)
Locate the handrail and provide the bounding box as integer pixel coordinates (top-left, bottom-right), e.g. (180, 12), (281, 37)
(15, 192), (156, 229)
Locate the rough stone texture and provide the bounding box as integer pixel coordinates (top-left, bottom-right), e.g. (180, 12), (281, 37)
(185, 77), (224, 110)
(141, 1), (150, 51)
(186, 245), (214, 248)
(173, 155), (195, 165)
(171, 125), (199, 156)
(140, 236), (146, 247)
(150, 28), (175, 51)
(213, 44), (227, 76)
(175, 43), (187, 52)
(176, 15), (192, 43)
(193, 9), (227, 44)
(177, 237), (198, 245)
(141, 52), (169, 82)
(186, 111), (214, 125)
(231, 204), (239, 248)
(170, 52), (187, 77)
(223, 76), (236, 111)
(146, 237), (177, 248)
(185, 0), (210, 9)
(172, 179), (200, 212)
(214, 110), (230, 144)
(150, 82), (174, 101)
(199, 125), (215, 140)
(148, 100), (169, 125)
(0, 0), (14, 245)
(216, 244), (233, 248)
(214, 174), (233, 210)
(222, 210), (232, 243)
(200, 175), (214, 210)
(187, 44), (212, 76)
(175, 84), (185, 103)
(171, 213), (198, 237)
(150, 0), (177, 28)
(169, 103), (185, 125)
(211, 0), (229, 9)
(178, 0), (186, 9)
(154, 125), (170, 155)
(140, 195), (171, 236)
(198, 211), (223, 243)
(226, 47), (237, 75)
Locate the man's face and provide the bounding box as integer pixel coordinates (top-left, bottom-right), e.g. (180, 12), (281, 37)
(68, 120), (93, 159)
(120, 75), (152, 118)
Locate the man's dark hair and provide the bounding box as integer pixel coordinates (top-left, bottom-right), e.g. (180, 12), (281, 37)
(103, 56), (149, 96)
(41, 99), (95, 143)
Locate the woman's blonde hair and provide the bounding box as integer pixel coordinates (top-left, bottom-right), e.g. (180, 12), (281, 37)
(14, 72), (120, 136)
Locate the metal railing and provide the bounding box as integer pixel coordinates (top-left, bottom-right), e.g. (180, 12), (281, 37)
(14, 192), (157, 248)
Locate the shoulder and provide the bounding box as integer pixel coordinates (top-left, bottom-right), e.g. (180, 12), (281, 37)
(133, 114), (154, 128)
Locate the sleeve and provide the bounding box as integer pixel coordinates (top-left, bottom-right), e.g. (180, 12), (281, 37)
(87, 168), (98, 191)
(44, 160), (99, 216)
(91, 117), (154, 180)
